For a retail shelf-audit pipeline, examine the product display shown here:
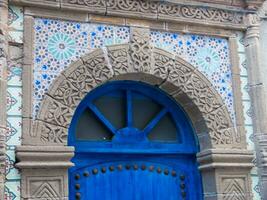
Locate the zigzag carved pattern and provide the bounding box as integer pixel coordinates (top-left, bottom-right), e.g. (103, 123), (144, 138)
(223, 179), (246, 200)
(32, 181), (59, 198)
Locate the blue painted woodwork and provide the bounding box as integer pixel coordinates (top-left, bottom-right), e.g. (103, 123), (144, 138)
(69, 81), (203, 200)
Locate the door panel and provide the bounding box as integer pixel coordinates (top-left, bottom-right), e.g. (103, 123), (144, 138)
(70, 155), (201, 200)
(72, 162), (184, 200)
(69, 81), (203, 200)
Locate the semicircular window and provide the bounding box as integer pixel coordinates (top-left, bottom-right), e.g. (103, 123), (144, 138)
(74, 81), (183, 143)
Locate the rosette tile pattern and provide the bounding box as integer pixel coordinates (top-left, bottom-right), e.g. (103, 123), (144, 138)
(33, 18), (234, 123)
(34, 28), (240, 150)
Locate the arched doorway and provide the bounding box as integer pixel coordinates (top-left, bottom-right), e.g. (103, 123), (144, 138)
(68, 80), (203, 200)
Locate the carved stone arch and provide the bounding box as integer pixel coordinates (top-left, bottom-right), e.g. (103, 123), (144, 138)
(33, 43), (239, 150)
(17, 28), (254, 200)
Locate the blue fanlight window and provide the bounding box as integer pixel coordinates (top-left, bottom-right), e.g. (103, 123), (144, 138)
(69, 81), (197, 154)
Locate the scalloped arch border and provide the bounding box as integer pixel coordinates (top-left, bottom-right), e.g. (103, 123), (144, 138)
(33, 42), (241, 150)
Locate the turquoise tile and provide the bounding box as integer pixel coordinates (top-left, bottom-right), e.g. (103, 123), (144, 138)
(240, 76), (250, 100)
(236, 32), (245, 53)
(7, 62), (22, 86)
(251, 175), (261, 200)
(7, 86), (22, 116)
(5, 150), (21, 180)
(238, 52), (247, 76)
(8, 31), (23, 44)
(6, 116), (22, 146)
(8, 6), (23, 31)
(245, 125), (254, 150)
(5, 180), (21, 200)
(242, 100), (253, 125)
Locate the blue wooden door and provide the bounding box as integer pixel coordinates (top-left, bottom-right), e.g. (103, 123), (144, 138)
(69, 81), (203, 200)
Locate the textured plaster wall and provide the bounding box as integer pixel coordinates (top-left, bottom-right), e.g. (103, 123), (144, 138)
(4, 5), (261, 200)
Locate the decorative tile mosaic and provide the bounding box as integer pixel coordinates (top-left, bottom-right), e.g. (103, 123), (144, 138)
(7, 60), (22, 86)
(8, 6), (23, 43)
(6, 117), (22, 146)
(7, 86), (22, 116)
(4, 180), (20, 200)
(5, 150), (21, 180)
(252, 175), (262, 200)
(6, 7), (24, 199)
(6, 42), (23, 195)
(150, 31), (234, 121)
(33, 18), (130, 117)
(33, 18), (235, 122)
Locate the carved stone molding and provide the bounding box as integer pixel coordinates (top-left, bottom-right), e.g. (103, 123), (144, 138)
(130, 27), (152, 72)
(221, 177), (248, 200)
(245, 0), (265, 10)
(244, 13), (261, 27)
(16, 146), (74, 199)
(16, 146), (74, 169)
(21, 169), (69, 199)
(197, 149), (253, 200)
(10, 0), (253, 29)
(31, 28), (242, 149)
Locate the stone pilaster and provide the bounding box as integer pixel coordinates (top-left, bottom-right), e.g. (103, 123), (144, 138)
(197, 149), (254, 200)
(0, 0), (8, 199)
(244, 13), (267, 199)
(16, 146), (74, 199)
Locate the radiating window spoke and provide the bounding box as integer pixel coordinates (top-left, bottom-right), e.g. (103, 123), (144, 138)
(74, 82), (181, 143)
(142, 108), (168, 136)
(87, 103), (117, 135)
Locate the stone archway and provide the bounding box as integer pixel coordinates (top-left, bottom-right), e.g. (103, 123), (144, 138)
(34, 30), (238, 150)
(16, 27), (253, 200)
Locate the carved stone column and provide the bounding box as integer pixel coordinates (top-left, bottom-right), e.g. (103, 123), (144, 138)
(244, 13), (267, 199)
(0, 0), (8, 199)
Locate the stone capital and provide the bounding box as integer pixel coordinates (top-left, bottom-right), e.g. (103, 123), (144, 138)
(243, 13), (260, 30)
(245, 0), (265, 10)
(15, 145), (75, 169)
(197, 149), (254, 200)
(0, 0), (7, 8)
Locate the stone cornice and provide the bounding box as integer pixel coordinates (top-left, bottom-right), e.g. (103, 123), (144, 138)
(197, 149), (254, 170)
(15, 146), (75, 169)
(9, 0), (259, 30)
